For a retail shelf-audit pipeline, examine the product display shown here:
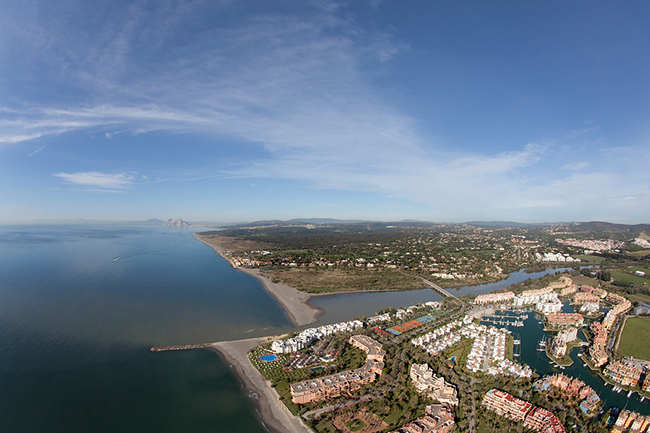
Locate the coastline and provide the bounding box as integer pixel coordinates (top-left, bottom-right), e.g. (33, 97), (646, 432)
(193, 233), (323, 327)
(209, 337), (312, 433)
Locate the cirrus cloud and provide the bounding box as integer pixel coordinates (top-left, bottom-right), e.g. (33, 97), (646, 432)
(53, 171), (138, 191)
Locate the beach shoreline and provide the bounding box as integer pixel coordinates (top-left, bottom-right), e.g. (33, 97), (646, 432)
(209, 337), (312, 433)
(193, 233), (323, 327)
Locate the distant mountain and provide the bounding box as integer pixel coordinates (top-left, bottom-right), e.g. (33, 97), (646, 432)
(565, 221), (650, 240)
(164, 218), (191, 227)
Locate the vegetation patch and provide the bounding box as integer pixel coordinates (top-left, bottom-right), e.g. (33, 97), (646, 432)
(609, 270), (648, 286)
(264, 268), (425, 293)
(618, 317), (650, 360)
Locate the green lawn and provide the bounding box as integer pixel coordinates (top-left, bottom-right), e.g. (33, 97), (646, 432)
(577, 255), (605, 263)
(618, 317), (650, 360)
(610, 270), (649, 286)
(628, 250), (650, 258)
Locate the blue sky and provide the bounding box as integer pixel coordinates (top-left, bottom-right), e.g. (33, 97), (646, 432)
(1, 0), (649, 224)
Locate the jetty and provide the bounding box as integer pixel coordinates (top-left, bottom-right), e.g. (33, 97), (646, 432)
(150, 343), (213, 352)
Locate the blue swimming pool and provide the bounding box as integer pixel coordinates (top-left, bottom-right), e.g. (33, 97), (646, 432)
(260, 354), (278, 362)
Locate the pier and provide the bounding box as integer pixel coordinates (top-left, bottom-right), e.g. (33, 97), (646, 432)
(150, 343), (213, 352)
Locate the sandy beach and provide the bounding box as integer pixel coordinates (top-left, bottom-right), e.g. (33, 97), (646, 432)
(210, 337), (312, 433)
(193, 233), (322, 327)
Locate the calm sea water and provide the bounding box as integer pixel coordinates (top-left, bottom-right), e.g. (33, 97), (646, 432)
(0, 225), (291, 433)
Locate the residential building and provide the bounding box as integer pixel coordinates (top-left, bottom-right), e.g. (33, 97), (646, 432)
(290, 335), (385, 404)
(546, 313), (584, 329)
(481, 389), (532, 422)
(523, 406), (566, 433)
(604, 360), (643, 388)
(574, 292), (600, 305)
(474, 291), (514, 305)
(635, 302), (650, 316)
(579, 302), (600, 315)
(391, 404), (455, 433)
(410, 364), (458, 406)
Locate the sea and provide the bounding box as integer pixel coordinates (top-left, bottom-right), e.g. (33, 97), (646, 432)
(1, 225), (646, 433)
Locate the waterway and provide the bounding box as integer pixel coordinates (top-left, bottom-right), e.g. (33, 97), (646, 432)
(482, 302), (650, 416)
(310, 267), (580, 325)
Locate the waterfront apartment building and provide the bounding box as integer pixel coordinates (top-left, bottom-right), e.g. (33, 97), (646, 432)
(410, 364), (459, 406)
(546, 313), (584, 329)
(272, 319), (363, 353)
(536, 293), (563, 314)
(549, 327), (578, 359)
(512, 287), (554, 307)
(549, 337), (567, 358)
(604, 360), (643, 388)
(474, 291), (514, 305)
(290, 335), (385, 404)
(613, 410), (650, 433)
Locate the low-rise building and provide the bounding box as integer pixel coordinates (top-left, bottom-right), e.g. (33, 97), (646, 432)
(549, 337), (567, 358)
(513, 287), (555, 307)
(524, 406), (566, 433)
(536, 293), (563, 314)
(391, 404), (455, 433)
(560, 285), (577, 296)
(574, 292), (600, 305)
(410, 364), (458, 406)
(579, 302), (600, 315)
(290, 335), (385, 404)
(634, 302), (650, 316)
(474, 291), (514, 305)
(546, 313), (584, 329)
(481, 389), (566, 432)
(604, 360), (643, 388)
(481, 389), (532, 422)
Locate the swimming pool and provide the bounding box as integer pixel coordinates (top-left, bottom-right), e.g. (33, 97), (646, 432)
(260, 354), (278, 362)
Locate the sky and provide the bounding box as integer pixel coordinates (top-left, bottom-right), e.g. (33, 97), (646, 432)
(1, 0), (649, 224)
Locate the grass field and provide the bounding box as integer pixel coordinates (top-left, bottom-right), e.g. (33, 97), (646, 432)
(618, 317), (650, 360)
(625, 293), (650, 305)
(572, 275), (600, 286)
(577, 255), (605, 263)
(628, 250), (650, 258)
(610, 270), (649, 286)
(265, 267), (426, 293)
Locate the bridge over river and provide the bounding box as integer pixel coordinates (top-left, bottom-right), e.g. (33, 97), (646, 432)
(399, 271), (457, 300)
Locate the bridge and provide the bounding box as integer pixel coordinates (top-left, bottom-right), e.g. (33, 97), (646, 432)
(399, 271), (457, 299)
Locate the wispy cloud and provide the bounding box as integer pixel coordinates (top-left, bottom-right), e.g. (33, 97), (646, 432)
(2, 1), (649, 221)
(53, 172), (137, 191)
(561, 161), (589, 170)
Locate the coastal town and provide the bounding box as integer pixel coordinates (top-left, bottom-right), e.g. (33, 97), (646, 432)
(187, 223), (650, 433)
